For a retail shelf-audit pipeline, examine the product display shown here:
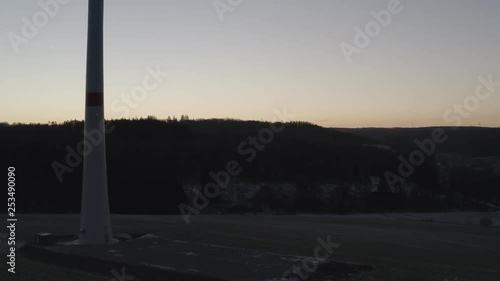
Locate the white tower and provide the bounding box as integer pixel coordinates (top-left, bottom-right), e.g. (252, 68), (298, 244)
(79, 0), (112, 245)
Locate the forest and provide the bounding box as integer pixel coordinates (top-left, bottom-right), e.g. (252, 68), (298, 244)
(1, 119), (498, 214)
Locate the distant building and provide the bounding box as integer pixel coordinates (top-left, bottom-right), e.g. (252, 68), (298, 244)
(223, 182), (260, 207)
(348, 183), (370, 197)
(400, 182), (418, 196)
(370, 176), (380, 192)
(319, 184), (337, 195)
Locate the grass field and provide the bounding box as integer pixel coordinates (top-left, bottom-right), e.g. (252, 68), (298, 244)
(1, 213), (499, 281)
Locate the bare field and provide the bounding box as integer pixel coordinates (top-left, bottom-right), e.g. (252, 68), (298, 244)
(1, 213), (500, 281)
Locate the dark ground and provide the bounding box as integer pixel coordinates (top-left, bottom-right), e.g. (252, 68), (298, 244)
(1, 213), (499, 281)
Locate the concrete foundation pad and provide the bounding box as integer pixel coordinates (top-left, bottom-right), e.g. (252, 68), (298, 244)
(20, 234), (374, 281)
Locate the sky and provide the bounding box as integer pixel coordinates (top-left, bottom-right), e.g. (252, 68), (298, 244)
(1, 0), (500, 128)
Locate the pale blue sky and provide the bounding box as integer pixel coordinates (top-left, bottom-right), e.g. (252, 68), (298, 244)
(1, 0), (499, 127)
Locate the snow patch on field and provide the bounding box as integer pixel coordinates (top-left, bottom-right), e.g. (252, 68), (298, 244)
(58, 239), (80, 246)
(181, 251), (198, 257)
(139, 233), (159, 239)
(116, 233), (132, 240)
(140, 262), (177, 271)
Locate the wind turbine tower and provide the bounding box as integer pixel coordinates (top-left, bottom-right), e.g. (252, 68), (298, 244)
(79, 0), (112, 245)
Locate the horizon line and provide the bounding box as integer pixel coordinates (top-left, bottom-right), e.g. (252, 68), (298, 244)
(2, 118), (499, 130)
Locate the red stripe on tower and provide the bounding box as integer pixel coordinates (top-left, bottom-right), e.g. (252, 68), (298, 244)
(86, 92), (104, 107)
